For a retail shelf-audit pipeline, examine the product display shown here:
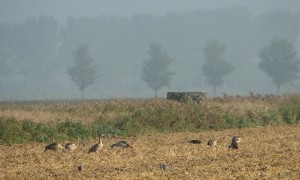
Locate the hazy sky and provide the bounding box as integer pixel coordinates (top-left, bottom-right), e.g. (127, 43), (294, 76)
(1, 0), (299, 24)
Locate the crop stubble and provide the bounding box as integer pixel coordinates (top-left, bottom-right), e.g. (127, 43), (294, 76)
(1, 125), (300, 179)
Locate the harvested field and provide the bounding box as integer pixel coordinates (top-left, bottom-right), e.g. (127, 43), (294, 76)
(1, 125), (300, 179)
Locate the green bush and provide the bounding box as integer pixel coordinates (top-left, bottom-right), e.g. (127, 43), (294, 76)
(117, 116), (143, 136)
(0, 117), (90, 144)
(237, 118), (246, 128)
(0, 117), (24, 143)
(34, 123), (56, 142)
(57, 120), (89, 139)
(1, 95), (300, 144)
(21, 120), (36, 141)
(279, 94), (300, 124)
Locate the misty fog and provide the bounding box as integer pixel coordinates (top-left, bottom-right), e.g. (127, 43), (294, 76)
(0, 0), (300, 101)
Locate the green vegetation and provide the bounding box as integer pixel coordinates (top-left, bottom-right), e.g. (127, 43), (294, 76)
(0, 94), (300, 144)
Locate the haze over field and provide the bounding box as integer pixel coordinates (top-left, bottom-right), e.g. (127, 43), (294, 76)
(1, 1), (300, 24)
(0, 0), (300, 100)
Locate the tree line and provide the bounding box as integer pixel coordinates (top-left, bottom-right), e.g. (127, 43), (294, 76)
(72, 38), (299, 98)
(0, 7), (299, 100)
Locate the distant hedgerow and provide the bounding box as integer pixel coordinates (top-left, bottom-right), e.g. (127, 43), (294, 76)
(1, 94), (300, 144)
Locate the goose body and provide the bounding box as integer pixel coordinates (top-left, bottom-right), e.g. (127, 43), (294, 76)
(65, 143), (78, 152)
(229, 136), (241, 150)
(189, 140), (201, 144)
(207, 139), (217, 147)
(88, 134), (104, 154)
(228, 141), (239, 149)
(111, 141), (133, 148)
(65, 137), (79, 152)
(45, 142), (64, 152)
(160, 162), (171, 171)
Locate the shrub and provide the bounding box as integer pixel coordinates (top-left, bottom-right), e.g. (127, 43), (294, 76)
(21, 120), (36, 141)
(0, 117), (24, 143)
(1, 94), (300, 144)
(33, 123), (56, 142)
(279, 94), (300, 124)
(0, 117), (89, 144)
(116, 116), (143, 136)
(57, 120), (89, 139)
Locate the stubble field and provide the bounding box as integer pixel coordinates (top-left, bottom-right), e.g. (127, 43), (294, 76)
(1, 125), (300, 179)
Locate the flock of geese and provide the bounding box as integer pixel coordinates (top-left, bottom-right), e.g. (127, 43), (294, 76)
(45, 134), (241, 153)
(43, 134), (241, 172)
(44, 133), (133, 153)
(189, 136), (241, 150)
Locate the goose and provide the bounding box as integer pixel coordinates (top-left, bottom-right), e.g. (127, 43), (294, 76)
(189, 140), (201, 144)
(207, 139), (217, 147)
(233, 136), (241, 143)
(228, 136), (241, 150)
(45, 142), (64, 152)
(160, 162), (171, 171)
(78, 164), (84, 172)
(88, 134), (104, 154)
(65, 137), (80, 152)
(111, 141), (133, 148)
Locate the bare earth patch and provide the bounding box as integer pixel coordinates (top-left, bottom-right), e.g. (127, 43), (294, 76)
(1, 125), (300, 179)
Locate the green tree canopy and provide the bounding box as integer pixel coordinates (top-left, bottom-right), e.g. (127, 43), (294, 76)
(259, 38), (300, 94)
(202, 40), (234, 97)
(68, 44), (97, 99)
(142, 42), (175, 97)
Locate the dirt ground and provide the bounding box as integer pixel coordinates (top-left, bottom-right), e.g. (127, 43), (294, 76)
(1, 125), (300, 179)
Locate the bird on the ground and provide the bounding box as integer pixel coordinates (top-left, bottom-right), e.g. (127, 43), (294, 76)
(160, 162), (171, 171)
(228, 136), (241, 150)
(65, 137), (80, 152)
(189, 140), (201, 144)
(207, 139), (217, 148)
(78, 164), (84, 172)
(88, 134), (104, 154)
(111, 141), (133, 148)
(45, 142), (64, 152)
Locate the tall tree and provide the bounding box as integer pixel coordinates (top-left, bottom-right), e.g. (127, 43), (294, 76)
(202, 40), (234, 97)
(68, 44), (97, 99)
(142, 42), (174, 97)
(259, 38), (300, 94)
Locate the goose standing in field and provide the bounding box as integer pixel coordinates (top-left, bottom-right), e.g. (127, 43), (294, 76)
(65, 137), (80, 152)
(228, 136), (241, 150)
(88, 134), (104, 154)
(45, 142), (64, 152)
(189, 140), (201, 144)
(207, 139), (217, 148)
(111, 141), (133, 149)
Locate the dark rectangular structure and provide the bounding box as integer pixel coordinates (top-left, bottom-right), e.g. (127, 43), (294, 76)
(167, 91), (207, 104)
